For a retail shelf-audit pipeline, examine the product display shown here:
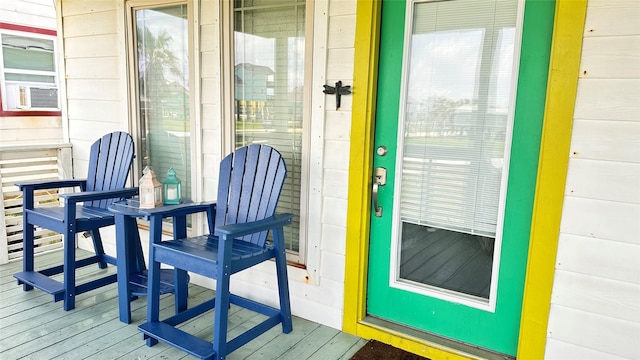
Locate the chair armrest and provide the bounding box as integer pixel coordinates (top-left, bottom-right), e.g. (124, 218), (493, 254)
(140, 202), (216, 219)
(16, 179), (87, 191)
(59, 187), (139, 203)
(215, 213), (294, 239)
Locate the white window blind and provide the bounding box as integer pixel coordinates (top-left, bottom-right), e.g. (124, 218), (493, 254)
(400, 0), (518, 238)
(234, 0), (306, 254)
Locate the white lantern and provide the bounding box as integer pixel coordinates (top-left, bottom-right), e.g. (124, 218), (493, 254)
(139, 166), (163, 208)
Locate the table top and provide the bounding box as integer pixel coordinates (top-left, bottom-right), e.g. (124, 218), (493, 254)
(108, 198), (199, 218)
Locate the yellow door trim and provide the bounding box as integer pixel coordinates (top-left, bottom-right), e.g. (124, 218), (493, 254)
(344, 0), (586, 358)
(342, 0), (381, 336)
(517, 1), (587, 358)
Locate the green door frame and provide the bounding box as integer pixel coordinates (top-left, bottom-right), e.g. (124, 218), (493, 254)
(343, 0), (587, 358)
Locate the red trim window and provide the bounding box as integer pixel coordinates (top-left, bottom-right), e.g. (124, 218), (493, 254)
(0, 23), (61, 116)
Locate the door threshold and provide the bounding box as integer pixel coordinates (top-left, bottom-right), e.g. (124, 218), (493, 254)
(361, 316), (514, 360)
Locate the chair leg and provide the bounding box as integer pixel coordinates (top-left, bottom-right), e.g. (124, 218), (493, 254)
(115, 214), (133, 324)
(145, 215), (165, 347)
(273, 226), (292, 333)
(22, 222), (35, 291)
(174, 269), (189, 314)
(89, 229), (108, 269)
(213, 236), (233, 359)
(145, 255), (161, 347)
(63, 232), (76, 311)
(213, 270), (231, 359)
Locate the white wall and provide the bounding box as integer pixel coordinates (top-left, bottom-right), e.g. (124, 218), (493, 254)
(57, 0), (130, 175)
(0, 0), (56, 29)
(59, 0), (357, 330)
(545, 1), (640, 359)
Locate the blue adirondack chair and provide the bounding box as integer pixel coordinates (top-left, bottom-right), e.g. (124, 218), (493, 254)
(14, 131), (139, 311)
(138, 144), (294, 360)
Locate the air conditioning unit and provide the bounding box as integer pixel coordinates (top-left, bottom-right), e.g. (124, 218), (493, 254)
(4, 83), (59, 110)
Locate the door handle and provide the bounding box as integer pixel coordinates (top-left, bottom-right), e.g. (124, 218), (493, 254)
(372, 168), (386, 217)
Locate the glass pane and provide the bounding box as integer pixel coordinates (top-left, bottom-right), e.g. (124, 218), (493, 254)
(234, 0), (305, 253)
(135, 5), (191, 201)
(2, 34), (55, 72)
(5, 73), (55, 83)
(397, 0), (517, 300)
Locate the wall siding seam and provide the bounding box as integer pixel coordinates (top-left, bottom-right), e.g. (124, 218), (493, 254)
(549, 303), (640, 328)
(563, 193), (640, 205)
(559, 230), (640, 248)
(552, 267), (640, 288)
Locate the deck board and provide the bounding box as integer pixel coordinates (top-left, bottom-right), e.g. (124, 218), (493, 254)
(0, 249), (364, 359)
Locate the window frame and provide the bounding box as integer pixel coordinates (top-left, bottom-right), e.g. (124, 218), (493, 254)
(388, 0), (525, 310)
(224, 0), (314, 266)
(125, 0), (200, 233)
(125, 0), (197, 194)
(0, 22), (61, 116)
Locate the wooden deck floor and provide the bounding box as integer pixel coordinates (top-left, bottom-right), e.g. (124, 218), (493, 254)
(0, 249), (366, 359)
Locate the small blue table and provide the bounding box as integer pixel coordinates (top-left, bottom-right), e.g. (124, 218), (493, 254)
(108, 198), (190, 323)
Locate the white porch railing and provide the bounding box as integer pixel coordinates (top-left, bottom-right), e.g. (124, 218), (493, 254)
(0, 143), (72, 264)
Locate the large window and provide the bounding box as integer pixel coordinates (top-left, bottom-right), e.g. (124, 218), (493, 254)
(0, 25), (60, 113)
(233, 0), (309, 263)
(130, 3), (191, 201)
(394, 0), (519, 301)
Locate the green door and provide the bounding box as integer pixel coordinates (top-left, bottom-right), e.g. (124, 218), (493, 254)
(367, 0), (554, 355)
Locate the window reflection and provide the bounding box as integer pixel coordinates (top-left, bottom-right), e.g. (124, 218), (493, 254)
(135, 5), (191, 201)
(234, 2), (306, 255)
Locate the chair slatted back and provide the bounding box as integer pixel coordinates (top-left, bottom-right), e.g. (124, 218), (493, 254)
(85, 132), (135, 208)
(216, 144), (287, 246)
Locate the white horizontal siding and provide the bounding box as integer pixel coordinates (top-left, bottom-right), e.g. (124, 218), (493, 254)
(560, 197), (640, 245)
(556, 233), (640, 285)
(0, 117), (63, 144)
(569, 119), (640, 163)
(547, 0), (640, 359)
(547, 306), (640, 359)
(583, 0), (640, 37)
(546, 335), (632, 360)
(0, 0), (56, 29)
(565, 159), (640, 203)
(62, 10), (118, 36)
(59, 1), (127, 179)
(551, 271), (640, 324)
(580, 35), (640, 79)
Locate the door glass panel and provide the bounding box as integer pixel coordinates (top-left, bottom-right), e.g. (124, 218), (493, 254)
(395, 0), (518, 301)
(135, 5), (191, 201)
(234, 0), (306, 255)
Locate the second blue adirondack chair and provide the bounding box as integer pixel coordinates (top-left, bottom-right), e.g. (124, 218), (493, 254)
(138, 144), (294, 360)
(14, 131), (139, 311)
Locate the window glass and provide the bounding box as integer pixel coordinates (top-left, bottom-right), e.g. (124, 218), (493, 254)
(397, 0), (518, 299)
(134, 4), (191, 201)
(2, 35), (55, 72)
(1, 32), (59, 110)
(234, 0), (306, 256)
